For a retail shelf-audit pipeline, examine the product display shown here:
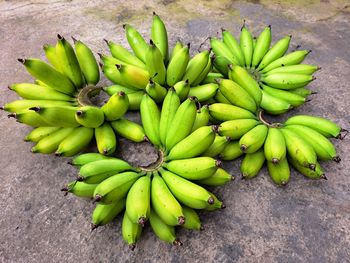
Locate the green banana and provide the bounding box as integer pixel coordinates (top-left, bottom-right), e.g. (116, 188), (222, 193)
(264, 127), (286, 163)
(261, 84), (305, 107)
(102, 64), (128, 86)
(95, 122), (117, 155)
(181, 206), (202, 231)
(140, 94), (161, 147)
(24, 126), (60, 142)
(191, 54), (212, 86)
(128, 91), (145, 110)
(201, 72), (224, 84)
(260, 90), (291, 115)
(267, 158), (290, 185)
(208, 103), (256, 122)
(261, 73), (315, 89)
(218, 119), (260, 140)
(183, 50), (210, 85)
(221, 28), (245, 66)
(43, 44), (61, 71)
(173, 80), (190, 101)
(116, 64), (150, 89)
(145, 40), (166, 85)
(29, 106), (79, 127)
(103, 84), (139, 96)
(213, 55), (231, 76)
(188, 83), (218, 102)
(8, 110), (50, 127)
(69, 153), (112, 166)
(1, 99), (74, 113)
(151, 12), (169, 63)
(252, 26), (271, 68)
(122, 211), (142, 250)
(241, 149), (265, 179)
(91, 198), (126, 229)
(240, 23), (254, 68)
(204, 192), (224, 211)
(75, 106), (105, 128)
(191, 105), (210, 131)
(263, 64), (319, 75)
(196, 168), (233, 186)
(61, 181), (97, 198)
(110, 118), (146, 143)
(102, 91), (129, 121)
(289, 87), (314, 97)
(210, 37), (239, 65)
(145, 80), (167, 103)
(239, 124), (268, 153)
(99, 53), (124, 66)
(166, 44), (190, 86)
(169, 41), (183, 61)
(124, 24), (148, 62)
(289, 157), (326, 180)
(219, 141), (243, 161)
(203, 135), (230, 157)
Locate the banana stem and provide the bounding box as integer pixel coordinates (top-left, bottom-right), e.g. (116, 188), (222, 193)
(258, 110), (283, 128)
(76, 85), (103, 106)
(139, 149), (166, 172)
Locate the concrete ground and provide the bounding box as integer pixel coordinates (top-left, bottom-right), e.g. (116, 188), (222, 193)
(1, 0), (350, 262)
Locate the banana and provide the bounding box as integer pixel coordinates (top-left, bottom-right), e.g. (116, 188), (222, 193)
(145, 80), (167, 103)
(228, 65), (262, 105)
(239, 124), (268, 153)
(219, 141), (243, 161)
(263, 64), (319, 75)
(145, 40), (166, 85)
(166, 126), (216, 160)
(218, 119), (260, 140)
(280, 128), (317, 170)
(240, 23), (254, 68)
(56, 35), (83, 88)
(221, 28), (245, 66)
(8, 110), (50, 127)
(103, 85), (139, 96)
(78, 158), (134, 183)
(165, 96), (197, 150)
(166, 44), (190, 86)
(210, 37), (239, 65)
(260, 90), (291, 115)
(267, 158), (290, 185)
(128, 91), (145, 110)
(140, 94), (161, 147)
(260, 50), (311, 73)
(31, 127), (74, 154)
(164, 157), (220, 180)
(201, 72), (224, 84)
(285, 125), (340, 162)
(191, 55), (212, 86)
(252, 37), (257, 50)
(93, 171), (142, 204)
(261, 73), (315, 89)
(151, 173), (185, 226)
(218, 79), (257, 113)
(213, 55), (231, 76)
(105, 39), (146, 69)
(261, 84), (305, 107)
(191, 105), (210, 132)
(188, 83), (218, 102)
(69, 153), (112, 166)
(18, 58), (76, 95)
(61, 181), (97, 198)
(99, 53), (124, 66)
(151, 12), (168, 63)
(122, 211), (142, 250)
(289, 87), (314, 98)
(149, 209), (182, 245)
(9, 83), (74, 101)
(173, 80), (190, 101)
(75, 106), (105, 128)
(252, 26), (271, 68)
(288, 157), (326, 180)
(204, 192), (224, 211)
(95, 122), (117, 155)
(214, 89), (231, 104)
(256, 35), (291, 71)
(203, 135), (230, 157)
(208, 103), (256, 122)
(241, 149), (265, 179)
(29, 106), (79, 127)
(196, 168), (233, 186)
(2, 99), (73, 113)
(284, 115), (346, 139)
(110, 118), (146, 142)
(102, 91), (129, 121)
(43, 44), (61, 71)
(183, 50), (210, 85)
(116, 64), (150, 90)
(169, 41), (183, 61)
(91, 198), (126, 230)
(24, 126), (60, 142)
(126, 175), (151, 226)
(181, 206), (202, 231)
(160, 169), (215, 209)
(264, 127), (286, 164)
(124, 24), (148, 63)
(101, 64), (128, 86)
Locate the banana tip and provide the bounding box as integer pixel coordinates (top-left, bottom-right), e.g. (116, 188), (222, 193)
(208, 196), (215, 205)
(320, 174), (328, 180)
(281, 181), (288, 186)
(55, 152), (62, 157)
(91, 224), (98, 231)
(272, 158), (279, 164)
(57, 34), (63, 40)
(240, 144), (247, 152)
(29, 106), (41, 112)
(129, 244), (136, 251)
(71, 36), (78, 43)
(138, 217), (146, 227)
(17, 58), (25, 64)
(93, 194), (102, 202)
(215, 159), (222, 167)
(77, 175), (84, 181)
(333, 156), (341, 163)
(0, 106), (4, 110)
(309, 164), (316, 171)
(173, 239), (182, 246)
(7, 113), (16, 118)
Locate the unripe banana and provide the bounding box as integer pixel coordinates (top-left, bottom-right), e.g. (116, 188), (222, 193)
(99, 53), (124, 66)
(167, 45), (190, 86)
(203, 135), (230, 157)
(210, 37), (239, 65)
(32, 128), (74, 154)
(93, 171), (142, 204)
(261, 84), (305, 107)
(191, 105), (210, 132)
(102, 64), (128, 86)
(78, 158), (134, 183)
(252, 25), (271, 68)
(218, 79), (257, 113)
(214, 85), (231, 105)
(8, 110), (50, 127)
(151, 173), (185, 226)
(145, 80), (167, 103)
(169, 41), (183, 61)
(56, 35), (84, 88)
(222, 28), (245, 66)
(181, 206), (202, 231)
(289, 87), (314, 98)
(73, 37), (100, 85)
(24, 126), (60, 142)
(43, 44), (61, 72)
(70, 153), (112, 166)
(218, 119), (260, 140)
(267, 158), (290, 185)
(173, 80), (190, 101)
(241, 149), (265, 179)
(140, 94), (161, 147)
(164, 157), (220, 180)
(166, 126), (216, 160)
(91, 198), (126, 230)
(160, 169), (215, 209)
(116, 64), (150, 89)
(240, 24), (254, 68)
(165, 97), (197, 150)
(124, 24), (148, 63)
(203, 192), (224, 211)
(126, 176), (151, 226)
(261, 73), (314, 89)
(239, 124), (268, 153)
(264, 127), (286, 164)
(208, 103), (256, 122)
(110, 118), (146, 143)
(102, 91), (129, 121)
(61, 181), (97, 198)
(288, 157), (326, 180)
(201, 72), (224, 84)
(183, 50), (210, 85)
(128, 91), (145, 110)
(95, 122), (117, 155)
(280, 128), (317, 170)
(103, 85), (139, 96)
(219, 141), (243, 161)
(213, 55), (231, 76)
(29, 105), (79, 127)
(145, 40), (166, 85)
(151, 12), (169, 63)
(257, 35), (291, 71)
(191, 54), (212, 86)
(260, 90), (291, 115)
(263, 64), (319, 75)
(149, 209), (182, 245)
(75, 106), (104, 128)
(18, 58), (76, 95)
(196, 168), (233, 186)
(1, 99), (74, 113)
(188, 83), (218, 102)
(122, 211), (142, 250)
(9, 83), (74, 101)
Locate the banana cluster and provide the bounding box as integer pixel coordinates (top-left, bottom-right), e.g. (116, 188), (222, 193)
(63, 90), (233, 248)
(3, 36), (147, 156)
(210, 23), (318, 114)
(101, 12), (217, 108)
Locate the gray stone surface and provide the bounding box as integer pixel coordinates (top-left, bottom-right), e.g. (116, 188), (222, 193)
(1, 0), (350, 262)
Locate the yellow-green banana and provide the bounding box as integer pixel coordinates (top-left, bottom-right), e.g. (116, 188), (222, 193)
(196, 168), (233, 186)
(91, 199), (126, 230)
(241, 149), (265, 179)
(95, 122), (117, 155)
(239, 124), (268, 153)
(151, 12), (169, 63)
(111, 118), (146, 143)
(124, 24), (148, 63)
(251, 26), (271, 68)
(218, 119), (260, 140)
(208, 103), (256, 121)
(24, 126), (60, 142)
(145, 40), (166, 85)
(267, 158), (290, 185)
(75, 106), (105, 128)
(140, 94), (161, 147)
(264, 127), (286, 163)
(122, 211), (142, 250)
(102, 91), (129, 121)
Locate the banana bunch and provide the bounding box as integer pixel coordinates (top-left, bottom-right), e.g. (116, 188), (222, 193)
(210, 22), (319, 114)
(2, 36), (147, 156)
(62, 91), (233, 248)
(102, 12), (217, 109)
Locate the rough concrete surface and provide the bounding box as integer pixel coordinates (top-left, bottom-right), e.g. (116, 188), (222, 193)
(0, 0), (350, 262)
